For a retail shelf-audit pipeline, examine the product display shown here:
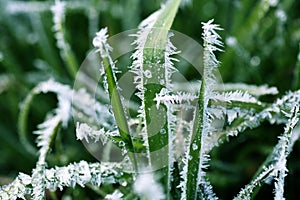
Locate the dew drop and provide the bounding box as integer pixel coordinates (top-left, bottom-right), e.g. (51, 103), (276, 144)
(119, 141), (125, 147)
(250, 56), (260, 67)
(144, 70), (152, 78)
(77, 112), (84, 119)
(226, 36), (237, 47)
(121, 180), (128, 187)
(160, 129), (166, 134)
(217, 138), (224, 144)
(192, 143), (198, 150)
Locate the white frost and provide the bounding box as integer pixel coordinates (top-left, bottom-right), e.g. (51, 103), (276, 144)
(105, 190), (123, 200)
(134, 173), (165, 200)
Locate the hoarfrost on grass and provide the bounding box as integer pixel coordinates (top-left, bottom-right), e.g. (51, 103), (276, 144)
(105, 190), (124, 200)
(134, 172), (165, 200)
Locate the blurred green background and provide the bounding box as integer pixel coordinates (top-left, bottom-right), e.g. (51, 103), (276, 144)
(0, 0), (300, 199)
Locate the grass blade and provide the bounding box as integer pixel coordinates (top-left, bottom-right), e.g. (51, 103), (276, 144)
(130, 0), (181, 197)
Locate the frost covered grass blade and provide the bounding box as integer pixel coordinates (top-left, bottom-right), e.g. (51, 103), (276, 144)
(182, 19), (223, 200)
(129, 0), (181, 197)
(93, 27), (136, 169)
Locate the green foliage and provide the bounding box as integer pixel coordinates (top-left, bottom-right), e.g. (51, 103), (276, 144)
(0, 0), (300, 199)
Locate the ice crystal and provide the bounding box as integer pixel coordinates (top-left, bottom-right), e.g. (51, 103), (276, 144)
(92, 27), (122, 107)
(31, 80), (72, 199)
(129, 8), (161, 95)
(179, 19), (223, 200)
(76, 122), (118, 143)
(202, 19), (223, 62)
(0, 173), (32, 200)
(198, 18), (223, 186)
(134, 172), (165, 200)
(215, 83), (278, 97)
(154, 88), (197, 109)
(31, 165), (46, 200)
(51, 0), (69, 52)
(234, 165), (275, 200)
(0, 161), (126, 198)
(165, 32), (180, 90)
(51, 0), (65, 27)
(93, 27), (112, 58)
(35, 115), (64, 163)
(221, 90), (300, 140)
(129, 2), (171, 160)
(105, 190), (124, 200)
(177, 119), (198, 199)
(36, 79), (115, 130)
(235, 105), (300, 200)
(273, 105), (299, 200)
(212, 91), (260, 104)
(201, 18), (223, 108)
(73, 88), (115, 130)
(44, 161), (123, 190)
(199, 178), (219, 200)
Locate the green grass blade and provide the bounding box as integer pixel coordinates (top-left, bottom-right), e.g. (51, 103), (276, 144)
(18, 89), (39, 155)
(93, 28), (137, 170)
(185, 79), (206, 200)
(131, 0), (181, 197)
(183, 20), (223, 199)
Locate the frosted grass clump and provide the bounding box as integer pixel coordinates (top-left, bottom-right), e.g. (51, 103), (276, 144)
(1, 0), (300, 199)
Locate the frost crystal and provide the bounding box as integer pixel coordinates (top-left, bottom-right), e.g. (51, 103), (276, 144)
(76, 122), (118, 143)
(93, 27), (112, 58)
(198, 18), (223, 186)
(201, 19), (223, 103)
(129, 4), (165, 161)
(105, 190), (124, 200)
(51, 0), (70, 54)
(134, 173), (165, 200)
(0, 172), (32, 200)
(235, 105), (300, 200)
(0, 161), (126, 198)
(51, 0), (65, 26)
(202, 19), (223, 58)
(213, 91), (260, 104)
(93, 27), (121, 101)
(216, 83), (278, 97)
(154, 88), (197, 109)
(179, 19), (223, 200)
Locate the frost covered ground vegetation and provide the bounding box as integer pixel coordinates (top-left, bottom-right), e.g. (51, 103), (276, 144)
(0, 0), (300, 199)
